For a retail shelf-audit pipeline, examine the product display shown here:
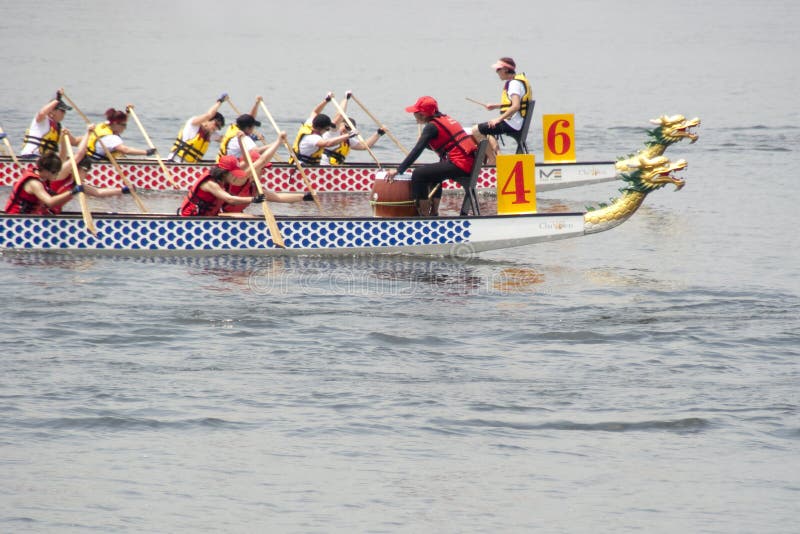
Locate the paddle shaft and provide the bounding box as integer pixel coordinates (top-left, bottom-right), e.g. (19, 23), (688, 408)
(126, 106), (178, 189)
(350, 94), (409, 155)
(238, 137), (285, 248)
(62, 135), (97, 235)
(227, 98), (284, 163)
(0, 124), (22, 169)
(60, 93), (149, 213)
(257, 100), (321, 210)
(329, 94), (381, 168)
(465, 97), (487, 107)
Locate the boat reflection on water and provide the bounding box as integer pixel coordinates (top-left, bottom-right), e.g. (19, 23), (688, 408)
(1, 251), (550, 297)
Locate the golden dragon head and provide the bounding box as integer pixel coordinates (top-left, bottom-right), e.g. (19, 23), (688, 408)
(621, 155), (687, 193)
(648, 115), (701, 146)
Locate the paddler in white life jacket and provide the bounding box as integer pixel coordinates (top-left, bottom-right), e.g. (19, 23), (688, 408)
(20, 89), (80, 159)
(86, 107), (156, 161)
(470, 57), (533, 164)
(290, 93), (357, 166)
(167, 93), (227, 163)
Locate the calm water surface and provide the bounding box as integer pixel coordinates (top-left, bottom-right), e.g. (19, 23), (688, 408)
(1, 1), (798, 532)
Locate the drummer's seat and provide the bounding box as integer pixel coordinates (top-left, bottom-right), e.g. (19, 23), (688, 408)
(458, 139), (489, 216)
(515, 99), (536, 154)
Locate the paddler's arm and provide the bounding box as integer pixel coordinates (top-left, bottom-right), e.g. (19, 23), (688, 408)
(395, 123), (437, 174)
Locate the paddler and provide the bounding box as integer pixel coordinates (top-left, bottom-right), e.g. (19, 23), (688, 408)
(178, 154), (266, 217)
(220, 131), (314, 215)
(289, 93), (357, 166)
(469, 57), (533, 164)
(86, 107), (157, 160)
(216, 97), (269, 161)
(323, 117), (385, 165)
(3, 152), (82, 214)
(384, 96), (477, 216)
(167, 93), (227, 163)
(42, 123), (135, 214)
(19, 89), (79, 159)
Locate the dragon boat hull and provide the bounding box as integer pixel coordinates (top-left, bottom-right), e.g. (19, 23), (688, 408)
(0, 157), (617, 193)
(0, 212), (589, 256)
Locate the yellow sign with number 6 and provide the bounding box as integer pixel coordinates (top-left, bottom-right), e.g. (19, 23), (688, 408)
(496, 154), (536, 215)
(542, 114), (576, 163)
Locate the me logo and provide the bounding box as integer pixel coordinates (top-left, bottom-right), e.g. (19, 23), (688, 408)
(538, 168), (563, 182)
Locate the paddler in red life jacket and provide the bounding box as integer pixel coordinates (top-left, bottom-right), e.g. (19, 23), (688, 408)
(178, 155), (268, 218)
(470, 57), (533, 164)
(86, 108), (156, 161)
(42, 123), (134, 214)
(167, 93), (227, 163)
(221, 131), (314, 214)
(20, 88), (79, 159)
(4, 152), (82, 214)
(290, 93), (358, 166)
(384, 96), (477, 216)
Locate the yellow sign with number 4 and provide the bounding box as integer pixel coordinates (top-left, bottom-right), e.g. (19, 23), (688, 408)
(496, 154), (536, 215)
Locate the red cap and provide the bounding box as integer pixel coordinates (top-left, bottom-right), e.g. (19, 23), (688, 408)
(405, 96), (438, 117)
(217, 155), (246, 178)
(239, 150), (261, 163)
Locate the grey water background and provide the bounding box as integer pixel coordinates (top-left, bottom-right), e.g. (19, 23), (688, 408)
(1, 0), (799, 532)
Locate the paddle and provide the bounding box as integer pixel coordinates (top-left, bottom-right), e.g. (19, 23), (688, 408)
(227, 97), (285, 163)
(465, 97), (488, 108)
(0, 124), (23, 170)
(62, 135), (97, 236)
(238, 136), (285, 248)
(125, 105), (178, 190)
(329, 93), (382, 168)
(349, 93), (408, 156)
(61, 93), (149, 213)
(257, 99), (321, 210)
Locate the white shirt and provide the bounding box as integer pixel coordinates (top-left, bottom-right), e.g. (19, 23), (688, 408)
(20, 116), (54, 156)
(225, 134), (256, 159)
(167, 118), (222, 161)
(504, 78), (526, 131)
(298, 122), (322, 159)
(92, 133), (123, 158)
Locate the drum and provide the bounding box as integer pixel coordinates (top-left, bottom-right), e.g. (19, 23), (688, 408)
(370, 172), (417, 217)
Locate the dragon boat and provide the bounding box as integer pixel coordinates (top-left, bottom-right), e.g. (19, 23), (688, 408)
(0, 115), (699, 193)
(0, 154), (689, 256)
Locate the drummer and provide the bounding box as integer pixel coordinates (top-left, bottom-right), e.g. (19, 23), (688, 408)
(384, 96), (477, 216)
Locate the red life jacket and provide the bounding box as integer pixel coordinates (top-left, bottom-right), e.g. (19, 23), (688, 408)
(4, 170), (46, 214)
(41, 175), (77, 214)
(428, 115), (477, 173)
(221, 180), (256, 213)
(179, 174), (224, 216)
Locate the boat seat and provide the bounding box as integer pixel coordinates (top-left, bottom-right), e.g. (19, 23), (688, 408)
(458, 139), (489, 216)
(515, 99), (536, 154)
